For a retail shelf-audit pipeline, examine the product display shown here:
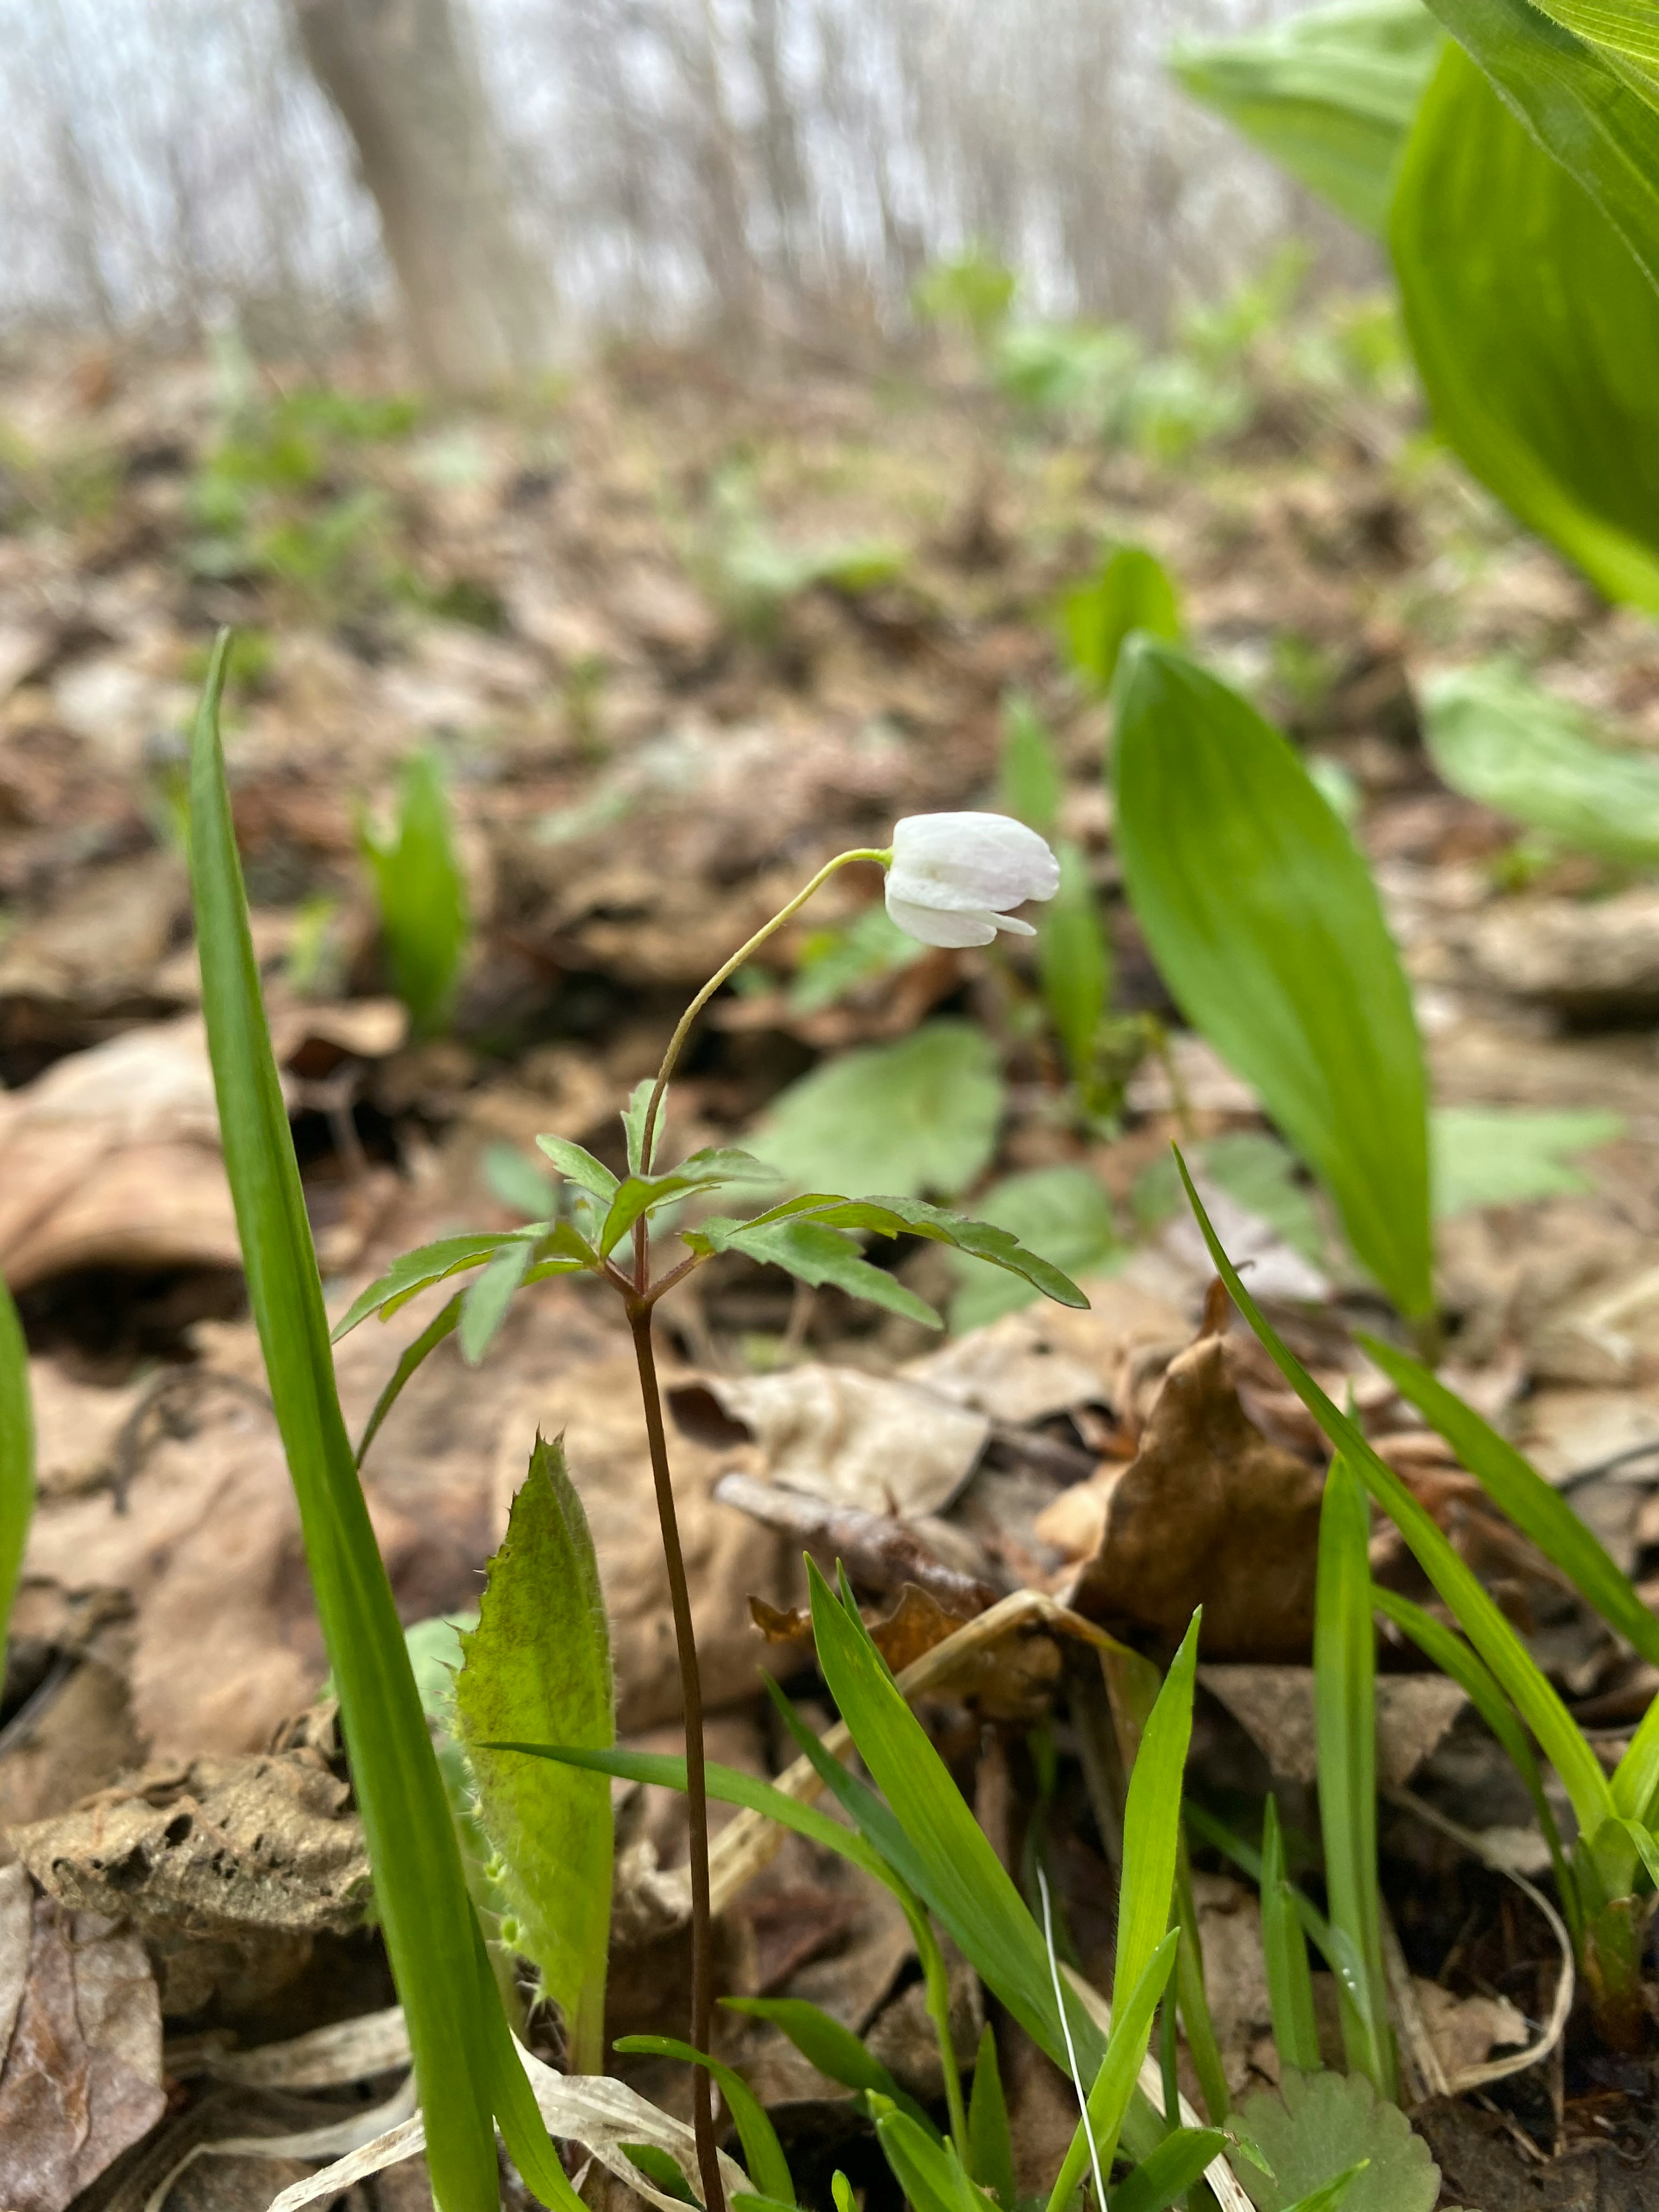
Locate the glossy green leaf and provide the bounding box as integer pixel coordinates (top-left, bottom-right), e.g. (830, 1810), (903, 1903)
(1433, 1107), (1625, 1216)
(360, 747), (470, 1038)
(1392, 39), (1659, 611)
(948, 1168), (1121, 1334)
(968, 2025), (1016, 2209)
(1422, 0), (1659, 294)
(1039, 842), (1110, 1086)
(1260, 1799), (1322, 2075)
(536, 1137), (620, 1203)
(1314, 1457), (1395, 2098)
(1060, 545), (1183, 694)
(618, 2036), (794, 2203)
(1177, 1152), (1618, 1843)
(190, 634), (508, 2212)
(749, 1021), (1005, 1200)
(0, 1274), (33, 1657)
(724, 1998), (933, 2133)
(1001, 693), (1066, 838)
(454, 1437), (613, 2072)
(354, 1292), (464, 1468)
(1109, 2129), (1230, 2212)
(1046, 1933), (1180, 2212)
(1424, 661), (1659, 864)
(1173, 0), (1443, 233)
(1113, 643), (1431, 1317)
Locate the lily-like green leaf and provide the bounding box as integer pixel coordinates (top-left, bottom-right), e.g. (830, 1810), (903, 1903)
(617, 2036), (794, 2203)
(1001, 692), (1066, 838)
(1113, 642), (1432, 1318)
(190, 633), (513, 2212)
(0, 1274), (32, 1655)
(1392, 38), (1659, 611)
(360, 747), (470, 1039)
(1039, 842), (1111, 1087)
(1060, 543), (1183, 694)
(454, 1437), (613, 2073)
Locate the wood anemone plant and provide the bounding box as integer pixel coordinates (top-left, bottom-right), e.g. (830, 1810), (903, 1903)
(330, 800), (1086, 2208)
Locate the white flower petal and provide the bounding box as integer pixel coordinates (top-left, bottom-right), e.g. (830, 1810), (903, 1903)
(890, 811), (1060, 912)
(992, 913), (1037, 938)
(885, 891), (999, 948)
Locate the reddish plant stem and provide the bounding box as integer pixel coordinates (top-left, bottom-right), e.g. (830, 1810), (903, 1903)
(627, 1298), (725, 2212)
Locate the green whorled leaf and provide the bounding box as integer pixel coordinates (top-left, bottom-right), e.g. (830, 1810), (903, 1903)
(699, 1216), (945, 1328)
(1112, 643), (1432, 1318)
(596, 1151), (779, 1255)
(1039, 842), (1111, 1086)
(948, 1168), (1122, 1334)
(1060, 544), (1183, 694)
(1392, 41), (1659, 611)
(1314, 1458), (1394, 2099)
(788, 904), (924, 1015)
(1233, 2068), (1437, 2212)
(355, 1292), (464, 1467)
(1433, 1106), (1625, 1216)
(615, 2036), (794, 2203)
(873, 2108), (992, 2212)
(1109, 2129), (1230, 2212)
(1172, 0), (1443, 233)
(536, 1137), (619, 1203)
(1361, 1339), (1659, 1675)
(967, 2024), (1016, 2209)
(459, 1238), (535, 1365)
(1260, 1799), (1322, 2076)
(1424, 661), (1659, 864)
(1422, 0), (1659, 294)
(1046, 1932), (1181, 2212)
(724, 1999), (936, 2135)
(359, 747), (470, 1038)
(714, 1192), (1092, 1310)
(0, 1273), (33, 1655)
(190, 635), (513, 2212)
(1114, 1620), (1198, 2018)
(1001, 692), (1066, 838)
(1176, 1152), (1618, 1843)
(454, 1436), (613, 2074)
(748, 1021), (1005, 1201)
(331, 1230), (550, 1341)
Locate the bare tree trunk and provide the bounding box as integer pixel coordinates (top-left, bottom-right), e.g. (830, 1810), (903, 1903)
(290, 0), (555, 391)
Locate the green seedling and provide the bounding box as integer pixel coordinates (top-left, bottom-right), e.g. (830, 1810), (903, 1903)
(359, 747), (470, 1037)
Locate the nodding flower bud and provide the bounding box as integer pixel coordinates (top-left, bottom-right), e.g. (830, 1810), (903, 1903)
(884, 811), (1061, 948)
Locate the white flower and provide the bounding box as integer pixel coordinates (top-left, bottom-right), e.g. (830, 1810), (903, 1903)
(884, 811), (1061, 948)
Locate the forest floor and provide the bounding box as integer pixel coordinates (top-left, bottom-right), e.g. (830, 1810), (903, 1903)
(6, 301), (1659, 2212)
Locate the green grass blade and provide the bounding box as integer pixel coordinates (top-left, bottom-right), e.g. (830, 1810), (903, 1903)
(967, 2025), (1016, 2210)
(723, 1998), (936, 2136)
(1185, 1801), (1338, 1970)
(355, 1293), (463, 1468)
(873, 2109), (991, 2212)
(1175, 1150), (1617, 1843)
(1280, 2161), (1370, 2212)
(1260, 1798), (1322, 2076)
(617, 2036), (794, 2203)
(189, 632), (504, 2212)
(360, 746), (470, 1037)
(1173, 1847), (1230, 2124)
(0, 1274), (33, 1654)
(1115, 1618), (1199, 2016)
(1314, 1454), (1394, 2098)
(1046, 1932), (1180, 2212)
(1108, 2128), (1228, 2212)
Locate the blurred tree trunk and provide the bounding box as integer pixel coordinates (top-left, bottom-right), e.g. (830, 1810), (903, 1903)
(290, 0), (555, 392)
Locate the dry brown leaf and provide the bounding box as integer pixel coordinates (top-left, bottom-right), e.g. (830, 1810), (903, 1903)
(903, 1276), (1189, 1429)
(717, 1472), (996, 1611)
(0, 1860), (166, 2212)
(1068, 1330), (1327, 1660)
(1414, 1980), (1529, 2079)
(1199, 1664), (1468, 1786)
(748, 1583), (976, 1676)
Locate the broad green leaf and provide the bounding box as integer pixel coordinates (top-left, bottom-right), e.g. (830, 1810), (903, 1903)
(1115, 1619), (1199, 2018)
(355, 1292), (464, 1467)
(1422, 0), (1659, 294)
(948, 1169), (1122, 1334)
(724, 1999), (934, 2133)
(1039, 843), (1110, 1087)
(617, 2036), (794, 2203)
(1177, 1154), (1618, 1843)
(0, 1274), (32, 1656)
(455, 1438), (613, 2073)
(1172, 0), (1443, 233)
(789, 904), (924, 1015)
(1233, 2069), (1437, 2212)
(1046, 1933), (1180, 2212)
(1109, 2129), (1230, 2212)
(1392, 40), (1659, 612)
(749, 1021), (1005, 1200)
(1061, 544), (1183, 693)
(1113, 644), (1432, 1318)
(874, 2108), (991, 2212)
(1433, 1107), (1625, 1216)
(968, 2025), (1016, 2209)
(332, 1230), (550, 1341)
(1260, 1799), (1322, 2075)
(360, 747), (470, 1038)
(1001, 693), (1065, 838)
(1424, 661), (1659, 865)
(191, 635), (511, 2212)
(459, 1238), (535, 1365)
(701, 1216), (945, 1328)
(1314, 1458), (1395, 2099)
(536, 1137), (619, 1204)
(1521, 0), (1659, 70)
